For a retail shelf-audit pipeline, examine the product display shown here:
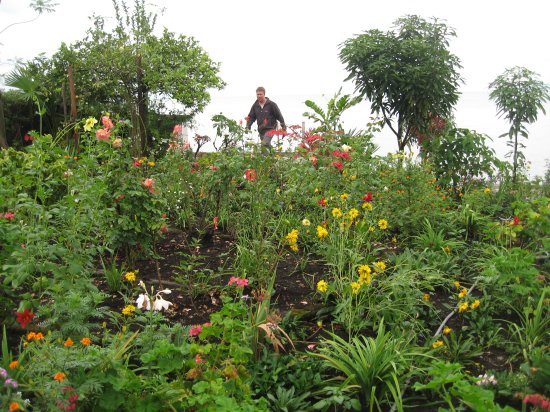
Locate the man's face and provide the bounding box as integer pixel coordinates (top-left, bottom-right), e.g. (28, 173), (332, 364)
(256, 91), (266, 103)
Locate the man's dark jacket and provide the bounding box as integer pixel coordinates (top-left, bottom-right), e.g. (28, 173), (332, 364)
(246, 98), (286, 135)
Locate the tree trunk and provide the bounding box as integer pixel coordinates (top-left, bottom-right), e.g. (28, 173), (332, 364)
(136, 55), (148, 155)
(0, 91), (8, 149)
(68, 64), (79, 152)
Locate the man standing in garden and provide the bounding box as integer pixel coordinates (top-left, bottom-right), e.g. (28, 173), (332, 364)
(246, 87), (286, 150)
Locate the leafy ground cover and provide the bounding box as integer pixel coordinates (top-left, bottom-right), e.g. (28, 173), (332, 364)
(1, 117), (549, 411)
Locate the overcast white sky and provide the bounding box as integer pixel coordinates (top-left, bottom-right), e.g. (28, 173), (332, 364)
(1, 0), (549, 175)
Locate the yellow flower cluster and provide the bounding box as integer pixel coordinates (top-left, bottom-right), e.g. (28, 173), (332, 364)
(432, 340), (444, 349)
(122, 305), (136, 316)
(125, 271), (138, 282)
(332, 208), (343, 218)
(358, 264), (372, 285)
(378, 219), (389, 230)
(317, 280), (328, 293)
(317, 225), (329, 239)
(286, 229), (299, 252)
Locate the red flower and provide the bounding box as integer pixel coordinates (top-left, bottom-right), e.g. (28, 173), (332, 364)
(332, 161), (344, 171)
(23, 134), (33, 141)
(189, 325), (203, 337)
(362, 192), (373, 202)
(265, 129), (289, 137)
(512, 216), (520, 225)
(160, 225), (168, 233)
(3, 212), (15, 220)
(244, 168), (257, 181)
(332, 150), (351, 161)
(317, 198), (327, 207)
(213, 216), (219, 231)
(15, 308), (34, 329)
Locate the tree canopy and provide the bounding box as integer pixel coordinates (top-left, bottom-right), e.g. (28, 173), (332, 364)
(339, 15), (462, 151)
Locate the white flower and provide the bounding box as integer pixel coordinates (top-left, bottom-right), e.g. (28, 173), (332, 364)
(341, 144), (351, 152)
(136, 293), (151, 310)
(153, 295), (172, 311)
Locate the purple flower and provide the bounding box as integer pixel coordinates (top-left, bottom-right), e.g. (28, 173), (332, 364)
(4, 378), (18, 388)
(0, 367), (7, 379)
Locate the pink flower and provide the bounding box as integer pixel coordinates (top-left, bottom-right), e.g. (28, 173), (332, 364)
(101, 116), (114, 130)
(142, 178), (154, 188)
(95, 128), (110, 141)
(213, 216), (219, 231)
(188, 325), (202, 337)
(195, 354), (202, 364)
(362, 192), (373, 202)
(244, 168), (257, 181)
(228, 276), (249, 287)
(172, 124), (183, 136)
(183, 142), (191, 150)
(309, 155), (318, 166)
(2, 212), (15, 220)
(133, 159), (143, 167)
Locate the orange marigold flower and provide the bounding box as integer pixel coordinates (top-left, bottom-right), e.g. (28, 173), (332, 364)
(9, 402), (20, 411)
(53, 372), (66, 381)
(34, 332), (44, 340)
(9, 360), (19, 369)
(81, 337), (91, 346)
(26, 331), (36, 341)
(64, 338), (74, 347)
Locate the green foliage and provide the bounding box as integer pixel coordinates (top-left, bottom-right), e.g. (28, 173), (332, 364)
(340, 15), (462, 151)
(312, 319), (422, 412)
(303, 88), (362, 133)
(414, 361), (517, 411)
(489, 66), (550, 182)
(422, 128), (501, 195)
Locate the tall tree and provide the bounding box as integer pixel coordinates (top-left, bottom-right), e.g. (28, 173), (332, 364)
(339, 15), (462, 151)
(32, 0), (225, 154)
(489, 66), (550, 183)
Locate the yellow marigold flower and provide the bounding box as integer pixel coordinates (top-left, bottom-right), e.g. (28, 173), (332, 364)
(64, 338), (74, 347)
(358, 264), (371, 277)
(314, 188), (319, 193)
(286, 229), (299, 245)
(351, 281), (361, 295)
(368, 226), (375, 232)
(432, 340), (444, 349)
(359, 272), (371, 285)
(8, 360), (19, 369)
(378, 219), (389, 230)
(317, 225), (328, 239)
(122, 305), (136, 316)
(422, 293), (430, 302)
(470, 299), (480, 310)
(290, 243), (299, 252)
(458, 302), (469, 313)
(317, 280), (328, 293)
(125, 271), (137, 282)
(458, 287), (468, 299)
(391, 236), (398, 244)
(374, 261), (386, 272)
(362, 202), (373, 211)
(9, 402), (20, 412)
(443, 326), (452, 335)
(302, 218), (311, 226)
(148, 161), (155, 167)
(332, 208), (343, 218)
(484, 187), (491, 194)
(53, 372), (66, 382)
(443, 246), (451, 255)
(351, 175), (357, 181)
(348, 208), (359, 220)
(340, 193), (348, 201)
(83, 117), (98, 132)
(81, 337), (91, 346)
(454, 281), (461, 289)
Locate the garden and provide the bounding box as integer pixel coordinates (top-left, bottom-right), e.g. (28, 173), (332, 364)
(1, 2), (550, 411)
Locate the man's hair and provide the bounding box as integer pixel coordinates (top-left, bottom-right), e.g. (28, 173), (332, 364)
(256, 86), (265, 93)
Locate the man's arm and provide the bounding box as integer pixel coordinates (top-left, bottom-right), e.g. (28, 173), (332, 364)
(272, 102), (286, 131)
(246, 104), (256, 129)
